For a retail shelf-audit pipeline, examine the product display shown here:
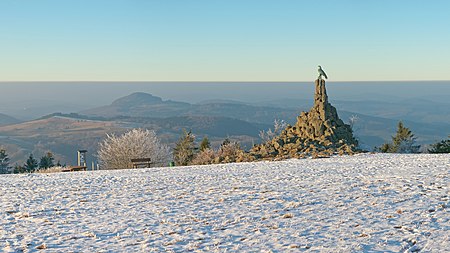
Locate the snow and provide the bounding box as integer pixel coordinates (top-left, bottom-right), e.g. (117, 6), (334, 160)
(1, 153), (449, 252)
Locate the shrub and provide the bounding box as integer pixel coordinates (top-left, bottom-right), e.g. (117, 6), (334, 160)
(97, 128), (170, 169)
(191, 148), (216, 165)
(36, 166), (65, 174)
(215, 141), (244, 163)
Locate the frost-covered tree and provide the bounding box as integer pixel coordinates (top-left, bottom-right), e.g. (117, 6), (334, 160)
(191, 138), (251, 165)
(173, 130), (196, 166)
(428, 136), (450, 153)
(0, 149), (10, 174)
(348, 115), (359, 131)
(259, 119), (287, 142)
(378, 121), (420, 153)
(97, 128), (170, 169)
(216, 140), (243, 163)
(191, 148), (215, 165)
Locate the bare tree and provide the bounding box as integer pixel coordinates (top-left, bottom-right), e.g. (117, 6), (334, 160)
(348, 114), (359, 131)
(97, 129), (170, 169)
(259, 119), (287, 142)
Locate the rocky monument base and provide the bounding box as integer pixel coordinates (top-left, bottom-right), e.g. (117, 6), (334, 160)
(250, 79), (358, 159)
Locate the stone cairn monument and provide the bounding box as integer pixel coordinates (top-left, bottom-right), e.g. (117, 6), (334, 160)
(250, 68), (358, 159)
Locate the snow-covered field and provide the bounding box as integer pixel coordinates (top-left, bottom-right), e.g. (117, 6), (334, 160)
(1, 154), (449, 252)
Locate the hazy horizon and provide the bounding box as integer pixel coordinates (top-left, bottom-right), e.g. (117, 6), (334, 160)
(1, 81), (449, 121)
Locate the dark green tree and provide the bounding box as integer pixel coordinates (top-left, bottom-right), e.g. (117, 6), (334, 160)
(23, 154), (38, 173)
(428, 136), (450, 153)
(378, 121), (420, 153)
(199, 136), (211, 151)
(173, 130), (197, 166)
(13, 164), (26, 174)
(0, 149), (10, 174)
(377, 143), (391, 153)
(39, 152), (55, 170)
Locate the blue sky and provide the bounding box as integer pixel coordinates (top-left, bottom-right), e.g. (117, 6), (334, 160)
(1, 0), (449, 81)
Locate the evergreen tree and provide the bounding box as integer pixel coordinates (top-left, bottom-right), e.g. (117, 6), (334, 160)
(0, 149), (10, 174)
(428, 136), (450, 153)
(378, 121), (420, 153)
(377, 143), (391, 153)
(39, 152), (55, 170)
(200, 136), (211, 151)
(13, 164), (26, 174)
(173, 130), (196, 166)
(23, 154), (38, 173)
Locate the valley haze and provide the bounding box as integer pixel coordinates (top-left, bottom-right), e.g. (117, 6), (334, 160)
(0, 81), (448, 165)
(1, 81), (449, 120)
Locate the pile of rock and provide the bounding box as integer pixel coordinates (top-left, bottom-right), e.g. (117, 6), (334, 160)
(251, 79), (358, 159)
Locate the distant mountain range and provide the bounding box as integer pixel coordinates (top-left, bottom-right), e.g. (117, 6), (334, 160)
(82, 92), (299, 124)
(0, 91), (448, 165)
(82, 92), (449, 146)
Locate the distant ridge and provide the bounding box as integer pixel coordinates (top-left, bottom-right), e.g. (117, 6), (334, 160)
(81, 92), (297, 124)
(0, 112), (269, 164)
(0, 113), (20, 126)
(111, 92), (164, 107)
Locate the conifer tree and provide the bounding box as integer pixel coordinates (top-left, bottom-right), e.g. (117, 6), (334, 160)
(0, 149), (10, 174)
(23, 154), (38, 173)
(39, 152), (55, 170)
(173, 130), (196, 166)
(14, 164), (25, 174)
(200, 136), (211, 151)
(428, 136), (450, 153)
(378, 121), (420, 153)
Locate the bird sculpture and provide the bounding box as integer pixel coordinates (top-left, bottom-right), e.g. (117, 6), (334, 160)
(318, 65), (328, 79)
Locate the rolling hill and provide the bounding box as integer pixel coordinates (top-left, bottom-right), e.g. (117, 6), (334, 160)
(0, 113), (20, 126)
(0, 114), (269, 166)
(82, 92), (449, 148)
(82, 92), (299, 125)
(1, 91), (448, 166)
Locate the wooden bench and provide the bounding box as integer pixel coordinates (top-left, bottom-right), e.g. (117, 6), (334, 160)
(131, 158), (152, 168)
(62, 166), (87, 172)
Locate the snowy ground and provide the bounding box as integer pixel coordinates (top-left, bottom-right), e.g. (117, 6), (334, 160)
(1, 154), (449, 252)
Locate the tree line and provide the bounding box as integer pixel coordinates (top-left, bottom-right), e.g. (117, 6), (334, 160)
(0, 151), (61, 174)
(1, 120), (449, 173)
